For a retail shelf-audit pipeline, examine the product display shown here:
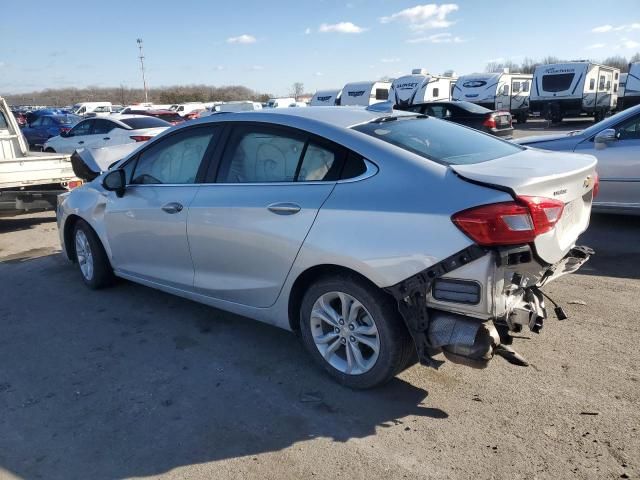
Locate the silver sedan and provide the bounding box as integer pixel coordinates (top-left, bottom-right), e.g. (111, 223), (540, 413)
(57, 106), (597, 388)
(517, 104), (640, 215)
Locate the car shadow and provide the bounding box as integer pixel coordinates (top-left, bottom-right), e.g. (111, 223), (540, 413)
(0, 212), (56, 234)
(0, 253), (447, 480)
(574, 213), (640, 280)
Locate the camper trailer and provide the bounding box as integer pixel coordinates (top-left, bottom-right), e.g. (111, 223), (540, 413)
(452, 71), (532, 123)
(340, 81), (391, 107)
(618, 63), (640, 111)
(389, 69), (457, 107)
(530, 62), (620, 122)
(310, 89), (342, 106)
(265, 98), (296, 108)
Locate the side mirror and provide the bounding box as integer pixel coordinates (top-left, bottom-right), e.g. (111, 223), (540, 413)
(60, 130), (69, 138)
(102, 169), (126, 198)
(594, 128), (616, 144)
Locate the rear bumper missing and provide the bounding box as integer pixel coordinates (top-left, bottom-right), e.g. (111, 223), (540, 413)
(385, 244), (593, 369)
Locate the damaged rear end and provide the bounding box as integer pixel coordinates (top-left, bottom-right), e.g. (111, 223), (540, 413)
(386, 148), (598, 369)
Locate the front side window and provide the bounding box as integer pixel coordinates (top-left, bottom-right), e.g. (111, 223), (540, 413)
(70, 120), (93, 137)
(31, 117), (44, 127)
(616, 115), (640, 140)
(130, 127), (217, 185)
(41, 117), (54, 127)
(353, 116), (524, 165)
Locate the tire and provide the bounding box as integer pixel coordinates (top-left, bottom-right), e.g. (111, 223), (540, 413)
(44, 147), (56, 153)
(517, 112), (527, 124)
(72, 219), (114, 289)
(299, 274), (414, 389)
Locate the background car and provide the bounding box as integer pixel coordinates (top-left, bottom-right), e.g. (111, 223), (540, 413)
(43, 115), (171, 153)
(21, 114), (81, 150)
(400, 101), (514, 139)
(11, 110), (27, 128)
(517, 104), (640, 215)
(58, 106), (596, 388)
(125, 109), (185, 125)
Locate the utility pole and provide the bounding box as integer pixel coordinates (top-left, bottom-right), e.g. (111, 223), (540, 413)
(136, 38), (149, 103)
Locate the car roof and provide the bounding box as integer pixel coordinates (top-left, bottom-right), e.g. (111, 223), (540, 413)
(191, 106), (415, 130)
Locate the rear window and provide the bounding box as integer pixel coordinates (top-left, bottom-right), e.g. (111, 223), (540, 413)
(352, 116), (523, 165)
(120, 117), (170, 129)
(542, 73), (575, 92)
(54, 115), (78, 125)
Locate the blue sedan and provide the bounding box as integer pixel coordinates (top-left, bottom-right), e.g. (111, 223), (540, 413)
(22, 114), (81, 150)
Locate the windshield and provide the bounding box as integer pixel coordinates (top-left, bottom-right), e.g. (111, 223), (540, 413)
(120, 117), (170, 129)
(353, 116), (523, 165)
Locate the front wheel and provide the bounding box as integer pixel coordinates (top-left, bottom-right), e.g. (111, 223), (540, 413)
(299, 275), (413, 389)
(73, 220), (114, 289)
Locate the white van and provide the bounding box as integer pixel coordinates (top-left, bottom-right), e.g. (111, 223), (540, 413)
(340, 81), (391, 106)
(170, 103), (207, 117)
(530, 62), (620, 122)
(310, 89), (342, 106)
(72, 102), (112, 117)
(389, 69), (457, 107)
(618, 63), (640, 111)
(265, 98), (296, 108)
(452, 71), (533, 123)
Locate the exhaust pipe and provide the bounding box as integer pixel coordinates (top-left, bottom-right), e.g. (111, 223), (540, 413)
(428, 310), (501, 369)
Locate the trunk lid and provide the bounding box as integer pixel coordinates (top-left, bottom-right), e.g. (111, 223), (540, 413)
(452, 148), (597, 264)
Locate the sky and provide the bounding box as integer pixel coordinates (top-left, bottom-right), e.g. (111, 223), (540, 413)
(1, 0), (639, 96)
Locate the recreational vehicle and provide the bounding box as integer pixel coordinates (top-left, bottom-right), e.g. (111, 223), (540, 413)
(530, 62), (620, 122)
(452, 71), (532, 123)
(618, 63), (640, 110)
(340, 81), (391, 107)
(388, 69), (457, 107)
(309, 89), (342, 106)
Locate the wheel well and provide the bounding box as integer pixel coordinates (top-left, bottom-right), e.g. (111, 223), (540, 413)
(287, 264), (388, 332)
(45, 147), (55, 153)
(63, 214), (82, 261)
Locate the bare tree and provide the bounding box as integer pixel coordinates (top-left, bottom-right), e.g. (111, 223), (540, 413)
(630, 52), (640, 63)
(485, 59), (521, 73)
(291, 82), (304, 101)
(603, 55), (629, 72)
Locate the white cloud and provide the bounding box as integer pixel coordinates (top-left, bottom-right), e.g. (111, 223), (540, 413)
(381, 57), (401, 63)
(0, 61), (5, 68)
(319, 22), (366, 33)
(592, 24), (613, 33)
(250, 65), (264, 71)
(214, 65), (225, 71)
(622, 39), (640, 48)
(592, 22), (640, 33)
(227, 34), (256, 44)
(380, 4), (459, 30)
(314, 72), (324, 76)
(586, 43), (606, 49)
(304, 27), (312, 34)
(407, 32), (463, 44)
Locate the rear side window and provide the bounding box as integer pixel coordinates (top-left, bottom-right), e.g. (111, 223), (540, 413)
(375, 88), (389, 100)
(542, 73), (575, 92)
(120, 117), (170, 129)
(353, 117), (523, 165)
(92, 119), (117, 135)
(297, 143), (338, 181)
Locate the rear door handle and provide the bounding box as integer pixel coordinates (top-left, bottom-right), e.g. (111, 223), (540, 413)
(161, 202), (184, 214)
(77, 141), (84, 144)
(267, 202), (301, 215)
(103, 137), (110, 140)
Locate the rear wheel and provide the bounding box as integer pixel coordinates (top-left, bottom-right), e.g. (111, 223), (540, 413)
(299, 275), (413, 389)
(73, 219), (114, 289)
(517, 112), (527, 124)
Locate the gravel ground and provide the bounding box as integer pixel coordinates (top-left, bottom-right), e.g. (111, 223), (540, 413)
(0, 125), (638, 479)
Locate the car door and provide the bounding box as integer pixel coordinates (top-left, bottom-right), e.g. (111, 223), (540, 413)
(90, 119), (120, 148)
(575, 112), (640, 208)
(104, 125), (221, 288)
(24, 116), (44, 145)
(187, 123), (342, 308)
(62, 119), (95, 152)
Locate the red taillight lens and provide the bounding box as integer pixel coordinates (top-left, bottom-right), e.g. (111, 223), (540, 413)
(67, 180), (83, 190)
(452, 196), (565, 246)
(482, 115), (497, 129)
(130, 135), (152, 142)
(60, 127), (71, 134)
(593, 171), (600, 198)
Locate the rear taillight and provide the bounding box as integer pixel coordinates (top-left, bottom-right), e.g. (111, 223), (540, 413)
(452, 196), (565, 246)
(60, 127), (71, 134)
(67, 180), (83, 190)
(593, 171), (600, 198)
(130, 135), (152, 142)
(482, 115), (497, 129)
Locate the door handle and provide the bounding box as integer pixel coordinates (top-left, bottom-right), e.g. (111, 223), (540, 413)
(78, 141), (84, 144)
(103, 137), (110, 140)
(161, 202), (184, 214)
(267, 202), (301, 215)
